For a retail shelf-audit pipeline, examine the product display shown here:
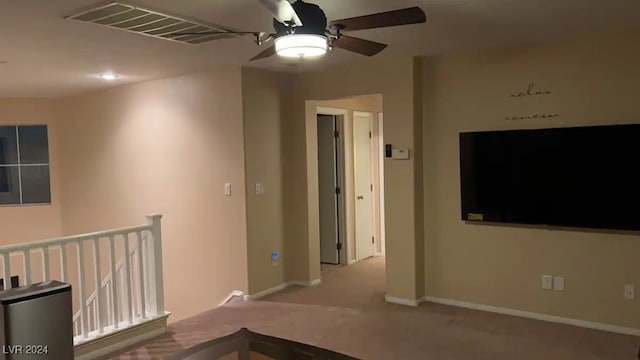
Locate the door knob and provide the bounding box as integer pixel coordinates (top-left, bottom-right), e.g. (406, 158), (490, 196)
(357, 195), (364, 200)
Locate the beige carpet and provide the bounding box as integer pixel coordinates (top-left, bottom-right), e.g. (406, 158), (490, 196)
(108, 256), (640, 359)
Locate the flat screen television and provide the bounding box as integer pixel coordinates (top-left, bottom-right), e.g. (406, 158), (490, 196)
(459, 124), (640, 231)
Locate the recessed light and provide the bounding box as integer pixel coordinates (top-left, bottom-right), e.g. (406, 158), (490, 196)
(99, 73), (119, 81)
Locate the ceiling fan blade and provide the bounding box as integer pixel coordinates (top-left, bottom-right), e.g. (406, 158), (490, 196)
(257, 0), (303, 26)
(332, 35), (387, 56)
(329, 7), (426, 31)
(250, 45), (277, 61)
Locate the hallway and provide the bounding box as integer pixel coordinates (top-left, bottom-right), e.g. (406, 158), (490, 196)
(109, 256), (639, 359)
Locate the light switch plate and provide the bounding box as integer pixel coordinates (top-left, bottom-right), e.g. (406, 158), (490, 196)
(255, 183), (264, 195)
(224, 183), (232, 196)
(553, 276), (565, 291)
(542, 275), (553, 290)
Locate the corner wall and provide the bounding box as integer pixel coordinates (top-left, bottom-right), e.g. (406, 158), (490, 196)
(56, 67), (249, 322)
(241, 68), (292, 295)
(0, 99), (62, 244)
(287, 57), (423, 301)
(422, 27), (640, 328)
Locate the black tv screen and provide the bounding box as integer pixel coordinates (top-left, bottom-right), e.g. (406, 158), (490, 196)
(459, 124), (640, 231)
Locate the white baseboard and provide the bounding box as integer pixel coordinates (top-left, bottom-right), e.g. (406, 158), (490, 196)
(74, 312), (170, 360)
(75, 327), (166, 360)
(384, 295), (419, 307)
(244, 279), (322, 301)
(422, 296), (640, 337)
(217, 290), (245, 307)
(348, 259), (358, 265)
(244, 283), (290, 301)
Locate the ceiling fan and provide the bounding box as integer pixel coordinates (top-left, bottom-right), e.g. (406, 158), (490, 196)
(171, 0), (427, 61)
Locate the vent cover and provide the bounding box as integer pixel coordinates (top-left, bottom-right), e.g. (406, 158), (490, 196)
(66, 2), (239, 44)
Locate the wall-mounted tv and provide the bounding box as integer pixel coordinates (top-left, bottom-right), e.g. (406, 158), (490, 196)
(459, 124), (640, 231)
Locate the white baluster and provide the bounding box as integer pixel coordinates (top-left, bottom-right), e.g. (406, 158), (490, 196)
(60, 244), (68, 283)
(108, 236), (119, 328)
(42, 246), (50, 281)
(123, 233), (134, 324)
(2, 253), (10, 290)
(77, 241), (89, 339)
(92, 238), (104, 334)
(146, 214), (165, 316)
(23, 250), (32, 286)
(136, 232), (146, 319)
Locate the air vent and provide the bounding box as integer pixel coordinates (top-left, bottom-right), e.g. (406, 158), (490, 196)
(66, 2), (239, 44)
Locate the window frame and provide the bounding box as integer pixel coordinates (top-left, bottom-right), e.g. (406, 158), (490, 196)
(0, 124), (52, 206)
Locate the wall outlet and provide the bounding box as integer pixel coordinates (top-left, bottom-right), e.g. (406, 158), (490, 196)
(624, 284), (635, 300)
(553, 276), (565, 291)
(542, 275), (553, 290)
(271, 251), (279, 266)
(224, 183), (232, 196)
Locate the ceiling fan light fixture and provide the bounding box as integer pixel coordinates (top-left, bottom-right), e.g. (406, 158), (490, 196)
(275, 34), (328, 58)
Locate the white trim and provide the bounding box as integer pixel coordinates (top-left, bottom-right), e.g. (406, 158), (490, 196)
(243, 283), (290, 301)
(373, 252), (383, 257)
(243, 280), (322, 301)
(422, 296), (640, 337)
(348, 259), (358, 265)
(317, 106), (350, 266)
(353, 111), (373, 119)
(75, 328), (166, 360)
(317, 106), (348, 116)
(74, 312), (170, 360)
(384, 295), (420, 307)
(217, 290), (245, 307)
(378, 112), (386, 256)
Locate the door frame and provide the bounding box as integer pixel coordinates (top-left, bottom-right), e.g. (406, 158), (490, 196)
(378, 113), (386, 256)
(353, 111), (376, 261)
(316, 107), (349, 265)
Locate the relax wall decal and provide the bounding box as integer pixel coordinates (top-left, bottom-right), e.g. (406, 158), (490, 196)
(506, 82), (558, 120)
(509, 82), (552, 98)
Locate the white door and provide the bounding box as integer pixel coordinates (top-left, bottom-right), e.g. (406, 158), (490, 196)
(317, 115), (340, 264)
(353, 112), (375, 261)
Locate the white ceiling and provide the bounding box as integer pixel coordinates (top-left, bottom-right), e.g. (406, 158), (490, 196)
(0, 0), (638, 97)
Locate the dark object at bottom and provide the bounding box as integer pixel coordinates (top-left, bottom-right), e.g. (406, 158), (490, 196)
(168, 327), (359, 360)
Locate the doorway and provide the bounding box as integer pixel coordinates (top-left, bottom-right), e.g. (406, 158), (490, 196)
(317, 114), (344, 266)
(315, 97), (385, 271)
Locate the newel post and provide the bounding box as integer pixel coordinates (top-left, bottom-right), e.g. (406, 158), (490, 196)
(147, 214), (165, 316)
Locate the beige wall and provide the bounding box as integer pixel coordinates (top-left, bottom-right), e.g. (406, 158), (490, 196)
(241, 68), (292, 294)
(0, 99), (62, 245)
(287, 58), (423, 300)
(56, 67), (249, 322)
(317, 95), (384, 261)
(422, 27), (640, 328)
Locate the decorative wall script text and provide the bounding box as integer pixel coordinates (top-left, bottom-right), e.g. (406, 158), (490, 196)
(505, 114), (559, 121)
(509, 82), (552, 98)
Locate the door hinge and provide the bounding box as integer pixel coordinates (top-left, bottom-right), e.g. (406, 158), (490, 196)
(335, 187), (341, 195)
(334, 130), (340, 138)
(372, 236), (375, 244)
(370, 184), (373, 192)
(369, 131), (372, 139)
(337, 242), (342, 251)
